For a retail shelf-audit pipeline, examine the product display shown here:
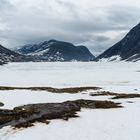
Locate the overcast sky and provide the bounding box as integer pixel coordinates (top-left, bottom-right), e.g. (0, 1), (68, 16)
(0, 0), (140, 55)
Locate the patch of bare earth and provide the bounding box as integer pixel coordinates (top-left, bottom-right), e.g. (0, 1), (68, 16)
(0, 86), (101, 93)
(0, 99), (121, 129)
(90, 91), (140, 99)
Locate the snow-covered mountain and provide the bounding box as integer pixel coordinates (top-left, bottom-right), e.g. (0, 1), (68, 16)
(0, 44), (26, 63)
(16, 40), (95, 61)
(96, 23), (140, 62)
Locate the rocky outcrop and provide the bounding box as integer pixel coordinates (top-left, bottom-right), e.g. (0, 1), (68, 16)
(0, 99), (121, 129)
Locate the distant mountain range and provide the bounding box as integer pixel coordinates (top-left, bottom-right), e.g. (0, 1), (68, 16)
(96, 23), (140, 62)
(0, 40), (95, 62)
(15, 40), (95, 61)
(1, 23), (140, 63)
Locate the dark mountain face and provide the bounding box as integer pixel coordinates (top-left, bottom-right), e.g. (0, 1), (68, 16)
(0, 44), (21, 62)
(16, 40), (95, 61)
(96, 23), (140, 61)
(0, 60), (5, 65)
(0, 44), (32, 62)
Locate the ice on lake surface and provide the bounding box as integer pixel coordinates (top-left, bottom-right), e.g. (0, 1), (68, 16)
(0, 61), (140, 140)
(0, 61), (140, 93)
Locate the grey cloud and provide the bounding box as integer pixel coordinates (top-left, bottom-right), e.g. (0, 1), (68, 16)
(0, 0), (11, 10)
(0, 0), (140, 55)
(94, 36), (110, 42)
(107, 6), (140, 26)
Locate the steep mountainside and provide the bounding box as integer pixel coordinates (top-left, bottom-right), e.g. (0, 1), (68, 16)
(96, 23), (140, 62)
(0, 44), (31, 62)
(0, 60), (6, 65)
(0, 44), (20, 62)
(16, 40), (95, 61)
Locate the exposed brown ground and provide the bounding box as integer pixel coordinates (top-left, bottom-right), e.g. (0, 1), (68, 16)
(90, 91), (140, 99)
(0, 86), (140, 130)
(0, 86), (101, 93)
(0, 99), (121, 129)
(0, 86), (139, 99)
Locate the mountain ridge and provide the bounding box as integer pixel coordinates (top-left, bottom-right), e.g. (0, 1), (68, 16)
(16, 40), (95, 61)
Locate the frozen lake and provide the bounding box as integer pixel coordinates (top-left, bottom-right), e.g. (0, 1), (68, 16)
(0, 61), (140, 92)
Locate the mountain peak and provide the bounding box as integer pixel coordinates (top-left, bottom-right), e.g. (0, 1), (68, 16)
(16, 40), (95, 61)
(48, 39), (58, 43)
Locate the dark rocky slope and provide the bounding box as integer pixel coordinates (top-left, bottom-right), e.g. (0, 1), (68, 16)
(96, 23), (140, 62)
(0, 44), (32, 62)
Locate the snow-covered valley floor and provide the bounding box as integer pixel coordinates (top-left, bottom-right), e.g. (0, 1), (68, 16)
(0, 62), (140, 140)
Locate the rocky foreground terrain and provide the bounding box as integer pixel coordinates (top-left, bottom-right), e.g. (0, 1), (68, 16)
(0, 86), (140, 130)
(0, 99), (121, 129)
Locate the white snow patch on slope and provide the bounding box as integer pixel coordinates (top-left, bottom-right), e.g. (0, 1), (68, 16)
(28, 48), (50, 56)
(99, 55), (122, 62)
